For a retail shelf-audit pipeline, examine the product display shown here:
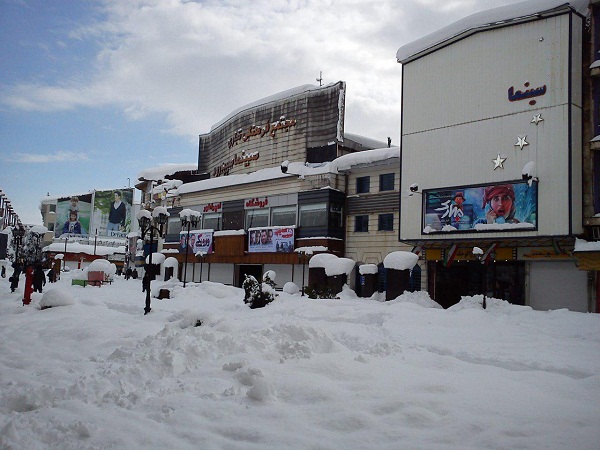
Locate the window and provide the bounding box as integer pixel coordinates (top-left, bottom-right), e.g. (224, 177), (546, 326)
(271, 206), (297, 227)
(299, 203), (327, 227)
(49, 204), (56, 213)
(354, 215), (369, 232)
(246, 209), (269, 228)
(203, 213), (221, 231)
(47, 222), (55, 232)
(378, 213), (394, 231)
(329, 203), (343, 228)
(379, 173), (395, 191)
(356, 176), (370, 194)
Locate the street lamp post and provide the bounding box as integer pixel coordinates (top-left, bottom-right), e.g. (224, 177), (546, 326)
(11, 226), (25, 264)
(196, 251), (206, 283)
(297, 249), (311, 296)
(472, 246), (487, 310)
(137, 207), (169, 315)
(179, 209), (201, 288)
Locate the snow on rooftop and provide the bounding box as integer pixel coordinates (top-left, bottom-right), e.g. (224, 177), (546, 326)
(164, 257), (179, 269)
(43, 242), (125, 256)
(574, 237), (600, 252)
(343, 133), (391, 150)
(332, 147), (399, 172)
(396, 0), (589, 63)
(137, 163), (198, 182)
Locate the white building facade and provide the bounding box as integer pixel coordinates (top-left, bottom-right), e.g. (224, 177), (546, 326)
(397, 0), (592, 310)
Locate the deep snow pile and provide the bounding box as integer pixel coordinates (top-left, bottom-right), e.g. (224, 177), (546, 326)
(0, 274), (599, 449)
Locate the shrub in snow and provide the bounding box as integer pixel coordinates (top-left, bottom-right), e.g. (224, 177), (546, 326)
(304, 285), (338, 299)
(242, 272), (277, 309)
(39, 288), (76, 310)
(283, 282), (299, 295)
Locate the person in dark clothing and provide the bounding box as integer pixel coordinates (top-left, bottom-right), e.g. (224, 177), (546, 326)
(10, 262), (22, 293)
(47, 267), (56, 283)
(132, 268), (138, 279)
(33, 265), (46, 293)
(1, 266), (5, 278)
(142, 273), (150, 293)
(125, 267), (132, 280)
(107, 191), (127, 234)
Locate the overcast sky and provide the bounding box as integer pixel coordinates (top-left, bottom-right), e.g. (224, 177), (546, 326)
(0, 0), (525, 225)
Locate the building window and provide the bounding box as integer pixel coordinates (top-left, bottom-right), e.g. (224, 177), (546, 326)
(271, 206), (297, 227)
(49, 204), (56, 213)
(379, 173), (395, 191)
(299, 203), (327, 227)
(47, 222), (55, 232)
(354, 215), (369, 232)
(203, 213), (221, 231)
(329, 203), (344, 228)
(378, 213), (394, 231)
(356, 176), (370, 194)
(245, 209), (269, 228)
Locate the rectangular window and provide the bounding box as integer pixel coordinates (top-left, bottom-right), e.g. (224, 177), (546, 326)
(356, 176), (370, 194)
(271, 206), (297, 227)
(47, 222), (55, 232)
(354, 215), (369, 232)
(329, 203), (343, 228)
(245, 209), (269, 228)
(299, 203), (327, 227)
(203, 213), (221, 231)
(378, 213), (394, 231)
(379, 173), (395, 191)
(49, 204), (56, 213)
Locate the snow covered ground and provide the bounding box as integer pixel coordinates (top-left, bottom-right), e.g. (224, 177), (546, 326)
(1, 272), (599, 449)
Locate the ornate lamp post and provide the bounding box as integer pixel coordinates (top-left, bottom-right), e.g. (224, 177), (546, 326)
(297, 249), (311, 296)
(472, 246), (487, 310)
(11, 226), (25, 263)
(137, 207), (169, 315)
(179, 209), (201, 288)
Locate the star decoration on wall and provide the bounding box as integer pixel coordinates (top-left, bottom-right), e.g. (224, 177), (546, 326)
(531, 113), (543, 125)
(492, 154), (507, 170)
(515, 135), (529, 150)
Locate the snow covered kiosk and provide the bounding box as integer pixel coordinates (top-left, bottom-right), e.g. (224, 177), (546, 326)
(140, 82), (390, 290)
(384, 252), (419, 301)
(396, 0), (590, 311)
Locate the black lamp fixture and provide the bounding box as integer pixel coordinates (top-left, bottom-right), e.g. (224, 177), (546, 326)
(179, 209), (201, 288)
(137, 207), (169, 315)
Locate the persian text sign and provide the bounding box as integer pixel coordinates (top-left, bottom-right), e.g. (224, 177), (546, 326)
(423, 181), (537, 233)
(180, 230), (214, 255)
(248, 226), (295, 253)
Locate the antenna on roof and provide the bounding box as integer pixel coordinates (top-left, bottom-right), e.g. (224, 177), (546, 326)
(316, 71), (323, 86)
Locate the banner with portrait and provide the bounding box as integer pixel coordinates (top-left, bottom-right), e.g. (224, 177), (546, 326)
(423, 181), (538, 233)
(179, 230), (214, 255)
(92, 188), (134, 238)
(54, 193), (93, 238)
(248, 226), (295, 253)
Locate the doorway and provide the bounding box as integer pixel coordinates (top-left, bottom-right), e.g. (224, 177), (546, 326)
(236, 264), (263, 288)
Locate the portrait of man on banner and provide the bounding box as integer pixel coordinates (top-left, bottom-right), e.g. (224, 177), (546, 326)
(92, 188), (134, 238)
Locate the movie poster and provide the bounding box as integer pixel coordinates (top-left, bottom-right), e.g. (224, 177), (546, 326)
(423, 181), (537, 232)
(179, 230), (214, 255)
(248, 226), (295, 253)
(92, 188), (134, 238)
(54, 193), (93, 238)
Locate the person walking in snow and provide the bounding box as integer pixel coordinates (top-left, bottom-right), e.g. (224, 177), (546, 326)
(33, 265), (46, 293)
(10, 261), (22, 293)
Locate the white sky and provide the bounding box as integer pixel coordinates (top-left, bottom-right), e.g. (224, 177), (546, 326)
(1, 0), (529, 225)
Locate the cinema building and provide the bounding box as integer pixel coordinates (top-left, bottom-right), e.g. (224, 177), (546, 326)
(136, 82), (408, 291)
(397, 0), (597, 311)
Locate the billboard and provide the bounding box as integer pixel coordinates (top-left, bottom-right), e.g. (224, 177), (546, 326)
(248, 226), (295, 253)
(92, 189), (134, 238)
(54, 193), (93, 238)
(180, 230), (214, 255)
(423, 181), (537, 233)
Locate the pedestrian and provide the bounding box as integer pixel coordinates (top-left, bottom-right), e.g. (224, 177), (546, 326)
(132, 268), (138, 279)
(23, 266), (34, 305)
(1, 265), (5, 278)
(10, 261), (22, 293)
(125, 267), (132, 280)
(142, 273), (150, 293)
(47, 267), (56, 283)
(33, 265), (46, 293)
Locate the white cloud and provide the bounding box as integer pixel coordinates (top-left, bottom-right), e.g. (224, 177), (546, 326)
(7, 151), (90, 163)
(1, 0), (524, 141)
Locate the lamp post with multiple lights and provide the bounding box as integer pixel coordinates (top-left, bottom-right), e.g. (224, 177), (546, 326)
(179, 209), (201, 288)
(137, 207), (169, 315)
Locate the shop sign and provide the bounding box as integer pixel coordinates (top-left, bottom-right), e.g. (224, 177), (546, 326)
(508, 81), (547, 106)
(245, 197), (268, 209)
(248, 226), (295, 253)
(423, 180), (537, 233)
(180, 230), (214, 255)
(227, 116), (297, 149)
(203, 202), (222, 213)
